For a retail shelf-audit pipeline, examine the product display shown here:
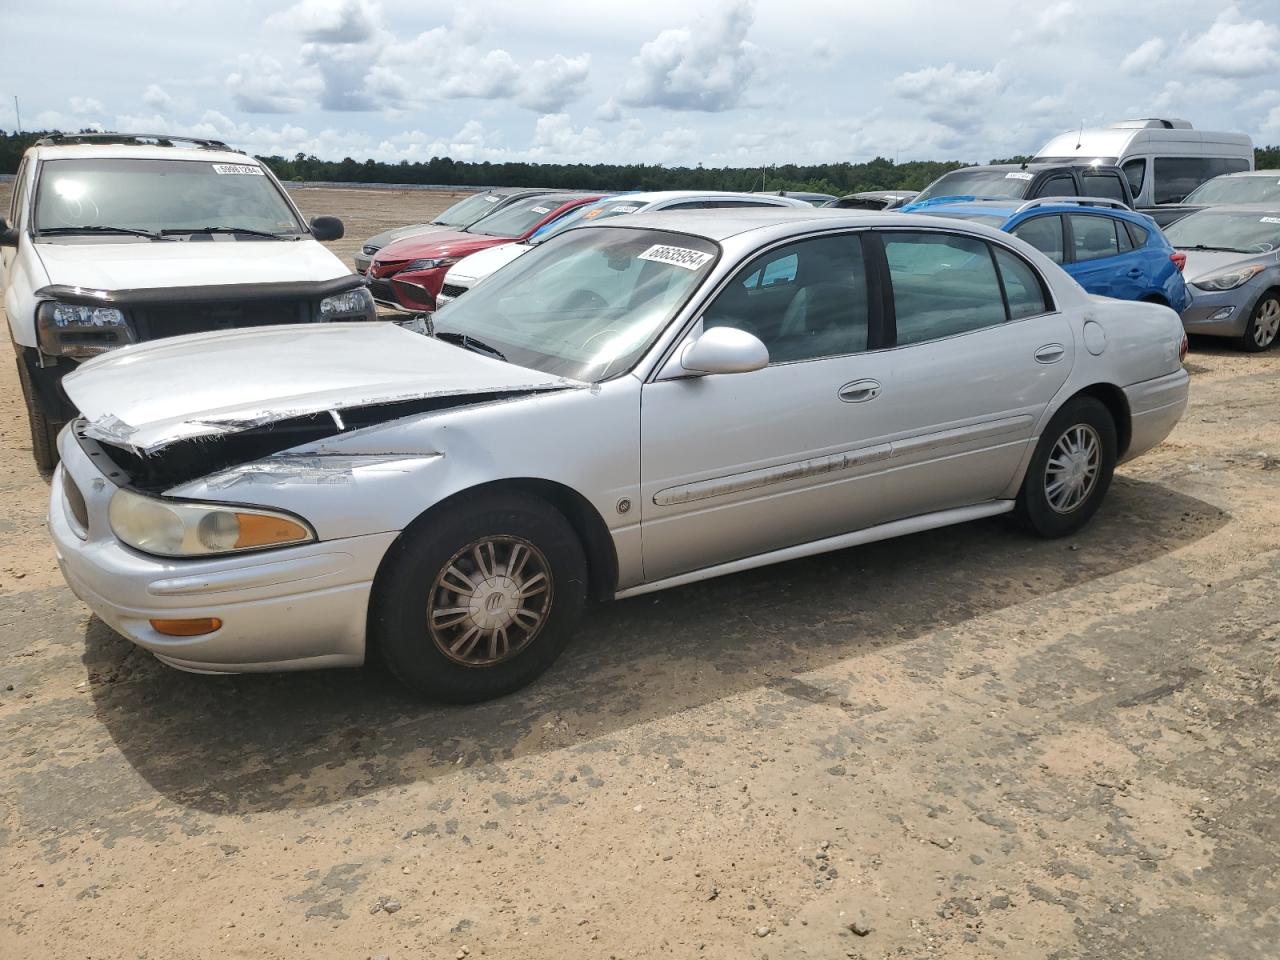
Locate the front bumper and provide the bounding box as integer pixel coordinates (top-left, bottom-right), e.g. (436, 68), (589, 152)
(1180, 285), (1254, 338)
(49, 429), (399, 674)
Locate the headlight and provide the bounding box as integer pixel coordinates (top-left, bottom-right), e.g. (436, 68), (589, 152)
(318, 286), (376, 321)
(1191, 265), (1265, 291)
(36, 300), (135, 358)
(401, 257), (459, 272)
(109, 488), (315, 557)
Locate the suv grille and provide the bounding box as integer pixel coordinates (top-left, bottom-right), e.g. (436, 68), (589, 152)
(132, 300), (312, 339)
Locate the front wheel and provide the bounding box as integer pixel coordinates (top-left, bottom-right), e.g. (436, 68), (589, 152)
(373, 492), (588, 702)
(16, 357), (64, 473)
(1015, 396), (1117, 538)
(1240, 293), (1280, 352)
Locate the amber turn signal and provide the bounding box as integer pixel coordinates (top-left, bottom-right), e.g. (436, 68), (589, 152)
(233, 513), (311, 549)
(149, 617), (223, 637)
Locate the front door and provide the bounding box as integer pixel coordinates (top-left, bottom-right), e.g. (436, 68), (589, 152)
(639, 231), (893, 582)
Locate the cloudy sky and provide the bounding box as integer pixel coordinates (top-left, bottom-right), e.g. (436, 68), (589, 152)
(4, 0), (1279, 167)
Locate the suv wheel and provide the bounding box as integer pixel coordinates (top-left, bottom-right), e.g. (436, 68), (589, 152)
(16, 357), (64, 473)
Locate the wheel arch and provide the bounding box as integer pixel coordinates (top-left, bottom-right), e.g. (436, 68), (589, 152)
(1069, 382), (1132, 458)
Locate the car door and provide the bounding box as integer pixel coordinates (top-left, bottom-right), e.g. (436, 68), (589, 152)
(1034, 174), (1078, 199)
(867, 228), (1075, 521)
(1063, 213), (1128, 298)
(1, 159), (27, 289)
(638, 231), (893, 582)
(1081, 170), (1129, 205)
(1009, 214), (1066, 266)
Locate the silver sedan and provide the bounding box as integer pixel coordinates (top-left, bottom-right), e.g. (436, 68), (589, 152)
(50, 209), (1190, 701)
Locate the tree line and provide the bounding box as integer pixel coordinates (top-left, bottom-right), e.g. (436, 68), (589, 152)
(4, 130), (1279, 197)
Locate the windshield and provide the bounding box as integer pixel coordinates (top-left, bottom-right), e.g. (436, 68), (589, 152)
(468, 196), (569, 239)
(530, 198), (642, 243)
(1184, 176), (1280, 206)
(434, 191), (507, 227)
(1165, 210), (1280, 253)
(432, 227), (718, 380)
(915, 170), (1036, 203)
(33, 158), (304, 236)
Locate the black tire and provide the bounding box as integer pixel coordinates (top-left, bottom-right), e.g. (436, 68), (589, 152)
(15, 357), (64, 473)
(1015, 396), (1118, 538)
(1239, 292), (1280, 353)
(373, 492), (587, 703)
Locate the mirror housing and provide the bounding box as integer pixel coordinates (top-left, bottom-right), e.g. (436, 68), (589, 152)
(680, 326), (769, 375)
(310, 216), (345, 242)
(0, 218), (17, 247)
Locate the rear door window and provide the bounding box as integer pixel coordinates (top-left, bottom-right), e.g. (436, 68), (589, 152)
(1125, 221), (1149, 246)
(992, 247), (1050, 319)
(1011, 215), (1065, 263)
(1152, 157), (1249, 204)
(1082, 172), (1127, 203)
(1121, 159), (1147, 198)
(883, 232), (1007, 345)
(1068, 214), (1121, 261)
(1038, 175), (1078, 198)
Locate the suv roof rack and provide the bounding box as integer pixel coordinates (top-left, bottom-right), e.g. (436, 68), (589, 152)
(33, 133), (238, 151)
(1015, 196), (1132, 214)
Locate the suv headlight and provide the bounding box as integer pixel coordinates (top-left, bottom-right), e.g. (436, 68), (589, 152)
(318, 286), (376, 321)
(401, 257), (459, 272)
(36, 300), (135, 358)
(1191, 265), (1265, 291)
(109, 488), (315, 557)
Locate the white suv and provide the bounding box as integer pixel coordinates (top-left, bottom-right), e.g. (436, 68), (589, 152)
(1, 134), (375, 470)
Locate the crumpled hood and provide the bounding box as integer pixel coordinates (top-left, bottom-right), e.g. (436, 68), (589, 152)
(35, 238), (350, 291)
(63, 322), (580, 454)
(447, 242), (532, 285)
(1180, 249), (1274, 284)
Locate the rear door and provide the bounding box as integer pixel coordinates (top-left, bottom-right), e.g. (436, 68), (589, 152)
(867, 228), (1075, 519)
(1063, 212), (1133, 299)
(1034, 174), (1078, 199)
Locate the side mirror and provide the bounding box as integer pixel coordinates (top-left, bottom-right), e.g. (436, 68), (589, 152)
(310, 216), (344, 242)
(680, 326), (769, 375)
(0, 218), (17, 247)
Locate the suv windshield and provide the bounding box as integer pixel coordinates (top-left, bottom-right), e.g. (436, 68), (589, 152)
(1165, 210), (1280, 253)
(434, 191), (507, 227)
(468, 196), (573, 239)
(33, 158), (304, 236)
(1184, 176), (1280, 206)
(432, 227), (718, 381)
(915, 170), (1036, 203)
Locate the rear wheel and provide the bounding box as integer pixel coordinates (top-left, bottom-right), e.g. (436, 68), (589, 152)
(1240, 293), (1280, 352)
(15, 357), (64, 473)
(1015, 396), (1117, 538)
(373, 492), (587, 702)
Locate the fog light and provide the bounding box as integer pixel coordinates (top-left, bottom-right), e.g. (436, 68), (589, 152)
(149, 617), (223, 637)
(1208, 306), (1235, 321)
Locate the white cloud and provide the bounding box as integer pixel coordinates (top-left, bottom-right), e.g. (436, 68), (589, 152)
(619, 0), (762, 112)
(69, 96), (104, 115)
(594, 98), (623, 122)
(1121, 38), (1166, 75)
(518, 54), (591, 112)
(1013, 2), (1075, 42)
(1179, 6), (1280, 78)
(809, 38), (836, 66)
(890, 61), (1006, 136)
(269, 0), (379, 44)
(226, 54), (315, 113)
(142, 84), (175, 112)
(1149, 77), (1238, 113)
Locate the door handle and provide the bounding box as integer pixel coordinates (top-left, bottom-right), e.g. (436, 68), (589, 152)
(838, 378), (881, 403)
(1034, 343), (1065, 364)
(1126, 268), (1142, 278)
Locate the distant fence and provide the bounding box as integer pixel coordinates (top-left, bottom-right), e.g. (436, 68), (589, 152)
(0, 174), (13, 183)
(282, 181), (486, 192)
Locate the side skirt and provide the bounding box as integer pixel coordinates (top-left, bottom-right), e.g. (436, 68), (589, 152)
(614, 500), (1015, 600)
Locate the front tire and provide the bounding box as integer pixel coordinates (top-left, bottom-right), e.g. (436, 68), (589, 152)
(16, 357), (64, 473)
(1240, 292), (1280, 352)
(373, 492), (587, 702)
(1015, 396), (1117, 538)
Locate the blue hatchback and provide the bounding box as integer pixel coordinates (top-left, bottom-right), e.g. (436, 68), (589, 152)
(914, 198), (1189, 313)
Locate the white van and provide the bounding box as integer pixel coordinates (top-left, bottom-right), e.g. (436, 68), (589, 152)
(1035, 119), (1253, 208)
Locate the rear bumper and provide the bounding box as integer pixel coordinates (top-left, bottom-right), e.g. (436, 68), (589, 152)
(1121, 368), (1189, 464)
(49, 429), (398, 673)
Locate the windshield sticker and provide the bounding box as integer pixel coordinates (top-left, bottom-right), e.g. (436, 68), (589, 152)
(1005, 172), (1034, 181)
(530, 205), (551, 214)
(211, 163), (264, 175)
(1260, 217), (1280, 224)
(583, 208), (606, 219)
(638, 243), (714, 271)
(610, 204), (641, 213)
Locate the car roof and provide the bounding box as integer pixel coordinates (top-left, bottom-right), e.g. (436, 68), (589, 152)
(29, 143), (254, 164)
(1174, 204), (1280, 216)
(1210, 169), (1280, 179)
(583, 206), (987, 242)
(935, 199), (1147, 221)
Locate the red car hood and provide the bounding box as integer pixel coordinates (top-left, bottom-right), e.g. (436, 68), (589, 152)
(371, 230), (511, 275)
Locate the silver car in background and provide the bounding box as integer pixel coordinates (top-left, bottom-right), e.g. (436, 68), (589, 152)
(50, 209), (1189, 703)
(1166, 206), (1280, 351)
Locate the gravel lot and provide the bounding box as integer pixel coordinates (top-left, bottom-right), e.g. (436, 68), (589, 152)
(2, 183), (1278, 960)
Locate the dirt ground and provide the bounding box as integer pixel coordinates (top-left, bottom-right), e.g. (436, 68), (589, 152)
(2, 184), (1278, 960)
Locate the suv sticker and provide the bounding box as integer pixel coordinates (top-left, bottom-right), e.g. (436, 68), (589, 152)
(483, 195), (500, 202)
(610, 204), (641, 213)
(211, 163), (265, 175)
(531, 205), (551, 214)
(1260, 217), (1280, 224)
(1005, 172), (1034, 181)
(638, 244), (714, 271)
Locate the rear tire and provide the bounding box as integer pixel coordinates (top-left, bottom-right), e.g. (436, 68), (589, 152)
(1240, 292), (1280, 352)
(16, 357), (64, 473)
(373, 492), (587, 703)
(1015, 396), (1117, 538)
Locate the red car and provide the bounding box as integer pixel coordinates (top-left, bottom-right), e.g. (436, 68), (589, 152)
(368, 193), (602, 312)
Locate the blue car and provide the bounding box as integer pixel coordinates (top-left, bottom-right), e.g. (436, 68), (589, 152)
(915, 198), (1189, 313)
